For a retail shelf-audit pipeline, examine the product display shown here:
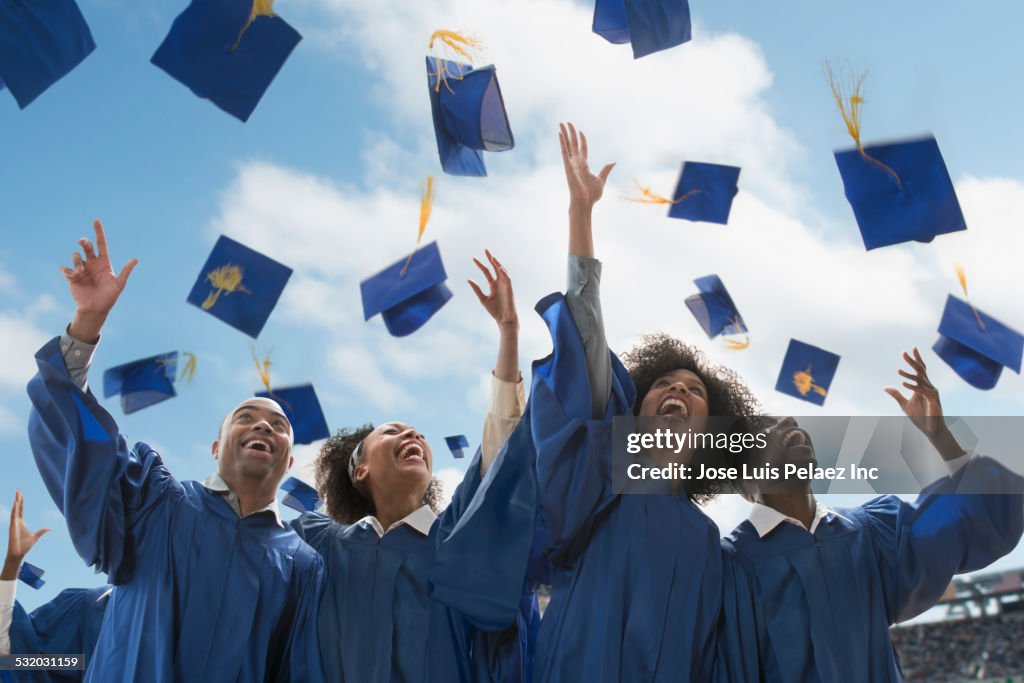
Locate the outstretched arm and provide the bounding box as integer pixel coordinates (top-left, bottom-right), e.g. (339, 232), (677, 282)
(469, 250), (525, 475)
(558, 123), (616, 419)
(1, 491), (50, 656)
(885, 347), (967, 465)
(63, 219), (137, 344)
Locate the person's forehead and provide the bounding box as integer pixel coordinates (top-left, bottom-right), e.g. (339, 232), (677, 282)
(230, 398), (289, 422)
(373, 420), (413, 434)
(659, 369), (705, 386)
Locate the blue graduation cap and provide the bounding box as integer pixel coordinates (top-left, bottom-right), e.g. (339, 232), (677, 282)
(254, 384), (330, 445)
(103, 352), (180, 414)
(18, 561), (45, 590)
(360, 241), (453, 337)
(592, 0), (691, 59)
(445, 434), (470, 459)
(280, 476), (321, 513)
(775, 339), (841, 406)
(426, 56), (514, 177)
(684, 275), (746, 339)
(0, 0), (95, 109)
(834, 135), (966, 250)
(187, 235), (293, 338)
(667, 162), (741, 225)
(932, 295), (1023, 390)
(151, 0), (302, 122)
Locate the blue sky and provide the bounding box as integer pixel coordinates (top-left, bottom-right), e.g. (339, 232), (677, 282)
(2, 0), (1023, 612)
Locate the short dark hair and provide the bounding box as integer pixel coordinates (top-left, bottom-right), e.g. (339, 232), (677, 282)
(622, 333), (764, 505)
(314, 424), (444, 524)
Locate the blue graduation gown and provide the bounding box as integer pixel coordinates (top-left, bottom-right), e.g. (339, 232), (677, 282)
(529, 292), (723, 682)
(7, 586), (109, 683)
(718, 457), (1024, 683)
(26, 337), (326, 683)
(291, 413), (537, 683)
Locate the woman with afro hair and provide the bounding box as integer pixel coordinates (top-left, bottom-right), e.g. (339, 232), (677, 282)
(526, 123), (794, 683)
(291, 250), (537, 683)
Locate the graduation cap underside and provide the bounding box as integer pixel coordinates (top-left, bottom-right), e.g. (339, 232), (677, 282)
(254, 384), (330, 445)
(151, 0), (302, 122)
(186, 235), (293, 338)
(445, 434), (470, 459)
(834, 135), (966, 250)
(18, 561), (46, 590)
(684, 274), (746, 339)
(360, 241), (452, 337)
(933, 295), (1023, 390)
(280, 476), (321, 513)
(775, 339), (840, 406)
(103, 351), (180, 415)
(592, 0), (691, 59)
(426, 57), (514, 177)
(0, 0), (95, 108)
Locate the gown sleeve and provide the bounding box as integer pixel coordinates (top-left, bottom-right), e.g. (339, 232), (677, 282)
(273, 552), (327, 683)
(529, 292), (637, 567)
(714, 547), (765, 683)
(428, 410), (538, 632)
(27, 337), (182, 583)
(859, 455), (1024, 623)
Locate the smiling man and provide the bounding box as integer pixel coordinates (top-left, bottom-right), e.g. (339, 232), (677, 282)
(25, 220), (325, 683)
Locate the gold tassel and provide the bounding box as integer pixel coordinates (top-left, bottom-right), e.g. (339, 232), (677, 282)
(201, 264), (250, 310)
(793, 367), (828, 397)
(400, 176), (436, 277)
(179, 352), (197, 383)
(623, 180), (701, 205)
(428, 30), (483, 93)
(825, 63), (902, 187)
(231, 0), (276, 53)
(955, 264), (986, 330)
(252, 347), (273, 394)
(721, 316), (749, 350)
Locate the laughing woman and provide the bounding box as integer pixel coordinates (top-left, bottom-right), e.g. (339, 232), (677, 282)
(527, 123), (764, 682)
(291, 251), (537, 683)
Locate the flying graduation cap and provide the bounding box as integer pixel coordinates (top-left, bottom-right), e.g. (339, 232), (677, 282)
(592, 0), (691, 59)
(103, 351), (197, 415)
(445, 435), (470, 459)
(151, 0), (302, 122)
(18, 561), (45, 590)
(279, 476), (321, 513)
(775, 339), (841, 406)
(250, 351), (330, 445)
(187, 235), (293, 338)
(426, 31), (514, 177)
(361, 241), (453, 337)
(684, 275), (748, 349)
(827, 66), (966, 250)
(627, 162), (740, 225)
(0, 0), (95, 109)
(933, 295), (1023, 390)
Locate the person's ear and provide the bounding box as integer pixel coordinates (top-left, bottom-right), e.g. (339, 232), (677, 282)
(211, 440), (219, 460)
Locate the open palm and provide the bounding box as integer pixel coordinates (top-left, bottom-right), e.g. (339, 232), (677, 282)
(559, 122), (615, 207)
(62, 220), (138, 316)
(6, 490), (49, 562)
(885, 347), (944, 438)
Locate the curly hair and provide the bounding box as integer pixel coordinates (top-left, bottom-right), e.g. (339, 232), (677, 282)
(621, 333), (765, 505)
(314, 424), (445, 524)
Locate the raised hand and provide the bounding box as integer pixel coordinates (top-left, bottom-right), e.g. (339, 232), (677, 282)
(2, 490), (50, 580)
(559, 122), (615, 208)
(62, 220), (138, 341)
(884, 348), (946, 439)
(468, 250), (518, 332)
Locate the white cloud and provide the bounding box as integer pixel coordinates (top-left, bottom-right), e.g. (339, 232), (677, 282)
(0, 311), (50, 390)
(434, 466), (468, 508)
(703, 494), (752, 536)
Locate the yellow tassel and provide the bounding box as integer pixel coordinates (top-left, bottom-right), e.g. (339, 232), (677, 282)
(231, 0), (276, 52)
(793, 367), (828, 397)
(955, 264), (986, 330)
(721, 316), (749, 350)
(202, 264), (250, 310)
(179, 352), (197, 383)
(428, 30), (483, 93)
(252, 347), (273, 394)
(623, 181), (701, 205)
(825, 62), (902, 187)
(400, 176), (436, 277)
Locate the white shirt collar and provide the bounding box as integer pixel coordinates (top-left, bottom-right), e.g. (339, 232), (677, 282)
(747, 499), (852, 538)
(358, 505), (438, 539)
(202, 473), (284, 528)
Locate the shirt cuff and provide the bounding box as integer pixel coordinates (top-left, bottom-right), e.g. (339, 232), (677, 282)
(944, 451), (974, 475)
(489, 373), (526, 420)
(567, 254), (602, 299)
(0, 579), (15, 607)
